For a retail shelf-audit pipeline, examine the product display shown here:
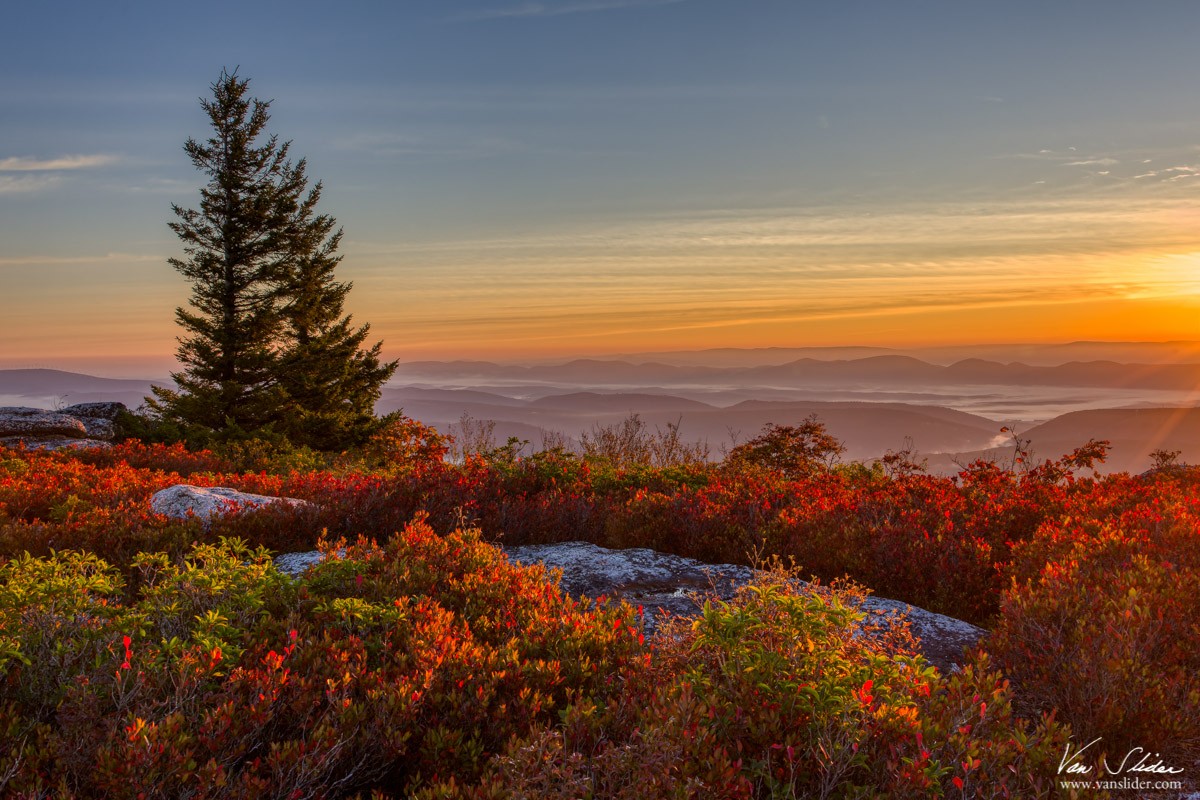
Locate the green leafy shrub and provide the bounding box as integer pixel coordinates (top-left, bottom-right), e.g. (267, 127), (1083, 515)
(725, 416), (846, 479)
(0, 521), (648, 797)
(427, 569), (1083, 799)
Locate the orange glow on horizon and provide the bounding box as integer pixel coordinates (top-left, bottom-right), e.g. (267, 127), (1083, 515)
(4, 203), (1200, 368)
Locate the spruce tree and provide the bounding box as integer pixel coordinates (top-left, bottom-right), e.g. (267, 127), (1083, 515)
(274, 184), (397, 449)
(150, 69), (395, 449)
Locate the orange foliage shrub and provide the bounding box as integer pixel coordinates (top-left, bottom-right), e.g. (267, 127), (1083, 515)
(422, 570), (1085, 800)
(5, 437), (1190, 797)
(0, 520), (648, 797)
(987, 473), (1200, 772)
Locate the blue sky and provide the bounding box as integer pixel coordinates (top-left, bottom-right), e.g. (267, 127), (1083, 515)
(4, 0), (1200, 373)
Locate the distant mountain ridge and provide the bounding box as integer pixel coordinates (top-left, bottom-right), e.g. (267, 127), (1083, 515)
(6, 367), (1200, 474)
(0, 369), (159, 410)
(608, 340), (1200, 367)
(0, 369), (160, 395)
(924, 407), (1200, 475)
(394, 355), (1200, 390)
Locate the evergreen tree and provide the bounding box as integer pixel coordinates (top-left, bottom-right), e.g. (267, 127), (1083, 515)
(149, 69), (299, 434)
(150, 69), (395, 449)
(274, 185), (397, 449)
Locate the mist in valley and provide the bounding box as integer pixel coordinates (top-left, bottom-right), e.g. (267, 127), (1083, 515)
(6, 340), (1200, 476)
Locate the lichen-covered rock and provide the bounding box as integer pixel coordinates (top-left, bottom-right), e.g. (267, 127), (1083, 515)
(77, 417), (116, 440)
(0, 407), (88, 439)
(60, 402), (127, 440)
(274, 550), (328, 576)
(853, 594), (986, 674)
(504, 542), (986, 671)
(60, 401), (127, 420)
(151, 485), (311, 524)
(0, 435), (113, 452)
(504, 541), (753, 633)
(273, 539), (986, 671)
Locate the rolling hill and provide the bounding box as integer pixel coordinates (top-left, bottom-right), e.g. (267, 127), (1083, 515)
(5, 367), (1197, 473)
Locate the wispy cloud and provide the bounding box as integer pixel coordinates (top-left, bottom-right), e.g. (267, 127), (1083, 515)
(331, 195), (1200, 356)
(355, 197), (1200, 261)
(0, 252), (162, 267)
(1134, 165), (1199, 180)
(452, 0), (687, 22)
(1064, 158), (1118, 167)
(0, 175), (63, 194)
(0, 154), (118, 172)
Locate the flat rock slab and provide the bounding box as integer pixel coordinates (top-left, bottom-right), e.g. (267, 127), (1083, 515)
(0, 407), (88, 439)
(854, 595), (986, 676)
(60, 402), (125, 440)
(72, 417), (116, 440)
(0, 436), (113, 452)
(274, 550), (328, 576)
(59, 402), (127, 421)
(151, 485), (311, 524)
(274, 539), (984, 672)
(504, 541), (985, 670)
(0, 403), (127, 447)
(504, 541), (754, 629)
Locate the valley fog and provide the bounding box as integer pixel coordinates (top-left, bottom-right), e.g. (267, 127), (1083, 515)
(7, 342), (1198, 476)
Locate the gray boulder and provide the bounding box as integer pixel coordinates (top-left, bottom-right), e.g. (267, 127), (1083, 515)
(0, 435), (113, 452)
(504, 541), (985, 671)
(60, 402), (126, 440)
(77, 417), (116, 441)
(273, 539), (985, 672)
(853, 594), (986, 675)
(151, 485), (311, 525)
(0, 403), (127, 449)
(504, 541), (753, 631)
(0, 407), (88, 439)
(60, 402), (127, 420)
(274, 550), (328, 576)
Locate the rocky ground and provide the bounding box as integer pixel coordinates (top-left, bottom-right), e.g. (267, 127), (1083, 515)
(150, 484), (986, 673)
(0, 402), (125, 450)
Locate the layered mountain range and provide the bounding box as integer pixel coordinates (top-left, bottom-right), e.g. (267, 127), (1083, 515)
(392, 354), (1200, 391)
(4, 348), (1199, 475)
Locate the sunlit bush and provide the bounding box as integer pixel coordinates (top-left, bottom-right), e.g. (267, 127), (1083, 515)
(988, 500), (1200, 771)
(0, 522), (648, 797)
(423, 569), (1081, 799)
(3, 436), (1188, 796)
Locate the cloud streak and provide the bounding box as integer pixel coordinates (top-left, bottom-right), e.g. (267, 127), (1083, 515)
(0, 252), (162, 267)
(0, 175), (63, 194)
(340, 194), (1200, 357)
(1134, 165), (1199, 180)
(1064, 158), (1118, 167)
(0, 154), (117, 171)
(453, 0), (687, 21)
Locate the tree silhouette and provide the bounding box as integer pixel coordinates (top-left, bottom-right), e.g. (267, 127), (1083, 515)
(274, 192), (396, 449)
(150, 69), (395, 448)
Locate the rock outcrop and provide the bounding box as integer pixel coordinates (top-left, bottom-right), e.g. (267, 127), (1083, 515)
(151, 485), (311, 525)
(273, 550), (328, 575)
(504, 541), (985, 671)
(0, 407), (88, 439)
(273, 539), (985, 672)
(60, 402), (126, 441)
(504, 541), (753, 631)
(0, 403), (124, 450)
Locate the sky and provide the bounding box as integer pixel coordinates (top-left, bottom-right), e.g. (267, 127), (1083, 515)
(3, 0), (1200, 375)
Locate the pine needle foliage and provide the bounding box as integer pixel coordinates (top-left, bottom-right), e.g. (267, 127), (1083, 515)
(149, 69), (395, 449)
(273, 188), (396, 449)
